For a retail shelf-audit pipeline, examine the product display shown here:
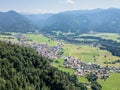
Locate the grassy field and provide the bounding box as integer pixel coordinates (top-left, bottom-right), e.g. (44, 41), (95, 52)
(98, 73), (120, 90)
(77, 76), (88, 83)
(63, 44), (120, 66)
(63, 44), (99, 62)
(25, 34), (58, 46)
(52, 58), (74, 75)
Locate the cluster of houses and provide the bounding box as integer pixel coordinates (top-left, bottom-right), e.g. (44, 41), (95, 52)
(15, 33), (64, 59)
(14, 33), (26, 41)
(31, 43), (64, 59)
(64, 56), (120, 79)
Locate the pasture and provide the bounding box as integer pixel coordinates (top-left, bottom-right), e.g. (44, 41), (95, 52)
(52, 58), (74, 75)
(98, 73), (120, 90)
(63, 44), (120, 66)
(25, 34), (58, 46)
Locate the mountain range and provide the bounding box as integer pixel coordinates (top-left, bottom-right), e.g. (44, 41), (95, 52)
(25, 8), (120, 34)
(0, 8), (120, 34)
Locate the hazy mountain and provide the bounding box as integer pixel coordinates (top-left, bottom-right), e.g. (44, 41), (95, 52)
(25, 8), (120, 34)
(24, 13), (53, 28)
(2, 8), (120, 34)
(0, 10), (38, 33)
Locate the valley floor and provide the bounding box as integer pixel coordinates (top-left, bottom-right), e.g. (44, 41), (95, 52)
(0, 32), (120, 90)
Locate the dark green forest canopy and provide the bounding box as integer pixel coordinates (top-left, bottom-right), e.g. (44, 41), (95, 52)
(0, 41), (86, 90)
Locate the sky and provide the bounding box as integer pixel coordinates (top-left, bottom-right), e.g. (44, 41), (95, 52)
(0, 0), (120, 14)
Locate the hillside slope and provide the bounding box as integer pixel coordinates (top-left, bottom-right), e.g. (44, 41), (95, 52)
(0, 10), (38, 33)
(25, 8), (120, 34)
(0, 41), (86, 90)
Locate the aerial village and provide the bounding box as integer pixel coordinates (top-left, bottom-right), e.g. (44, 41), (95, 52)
(14, 33), (64, 59)
(63, 56), (120, 79)
(1, 33), (120, 79)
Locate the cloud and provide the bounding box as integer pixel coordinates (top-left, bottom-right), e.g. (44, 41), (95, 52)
(65, 0), (75, 4)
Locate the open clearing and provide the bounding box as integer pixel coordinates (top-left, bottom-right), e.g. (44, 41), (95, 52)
(98, 73), (120, 90)
(63, 44), (120, 66)
(25, 34), (58, 46)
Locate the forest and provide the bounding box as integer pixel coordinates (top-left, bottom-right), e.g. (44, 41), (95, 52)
(0, 41), (86, 90)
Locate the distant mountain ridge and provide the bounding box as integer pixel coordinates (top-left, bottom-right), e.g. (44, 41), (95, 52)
(0, 8), (120, 34)
(24, 13), (53, 28)
(24, 8), (120, 34)
(0, 10), (38, 33)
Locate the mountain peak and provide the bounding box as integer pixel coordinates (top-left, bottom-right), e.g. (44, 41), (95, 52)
(0, 10), (38, 33)
(6, 10), (18, 15)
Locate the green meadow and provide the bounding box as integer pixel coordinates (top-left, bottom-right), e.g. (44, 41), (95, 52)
(98, 73), (120, 90)
(25, 34), (58, 46)
(52, 58), (74, 75)
(63, 44), (120, 66)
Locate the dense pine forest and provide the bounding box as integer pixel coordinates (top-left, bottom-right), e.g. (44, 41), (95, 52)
(0, 41), (86, 90)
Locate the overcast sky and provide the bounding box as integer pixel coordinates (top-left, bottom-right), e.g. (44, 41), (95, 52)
(0, 0), (120, 14)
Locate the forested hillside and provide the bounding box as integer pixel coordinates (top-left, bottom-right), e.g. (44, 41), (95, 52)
(0, 41), (86, 90)
(0, 8), (120, 34)
(25, 8), (120, 34)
